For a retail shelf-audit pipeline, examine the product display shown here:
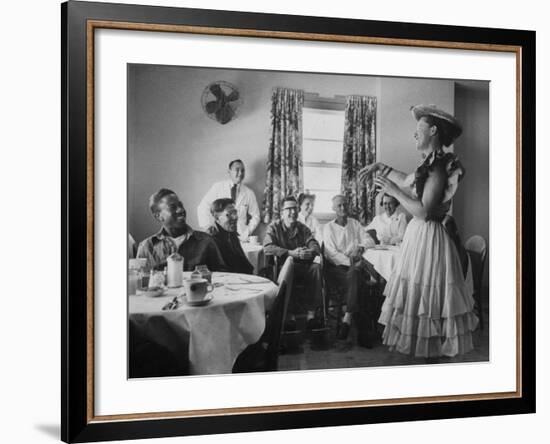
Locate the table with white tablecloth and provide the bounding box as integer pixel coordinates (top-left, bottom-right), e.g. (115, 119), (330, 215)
(363, 245), (401, 281)
(240, 241), (264, 274)
(129, 272), (278, 375)
(363, 245), (474, 296)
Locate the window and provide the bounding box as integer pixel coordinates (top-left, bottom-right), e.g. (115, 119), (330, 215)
(302, 106), (345, 215)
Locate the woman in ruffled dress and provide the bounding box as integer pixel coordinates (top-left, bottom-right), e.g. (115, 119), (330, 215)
(359, 104), (478, 358)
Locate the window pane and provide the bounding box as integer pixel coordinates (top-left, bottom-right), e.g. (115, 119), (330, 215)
(303, 139), (343, 164)
(303, 166), (341, 191)
(303, 108), (345, 140)
(312, 191), (340, 214)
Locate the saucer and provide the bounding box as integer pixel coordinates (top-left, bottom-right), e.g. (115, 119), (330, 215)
(136, 287), (164, 298)
(185, 294), (213, 307)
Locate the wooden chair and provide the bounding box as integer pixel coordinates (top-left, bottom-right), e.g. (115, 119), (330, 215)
(465, 235), (487, 329)
(264, 252), (323, 320)
(233, 275), (290, 372)
(323, 242), (384, 346)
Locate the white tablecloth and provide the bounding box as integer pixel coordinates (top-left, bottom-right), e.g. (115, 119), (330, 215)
(240, 242), (264, 274)
(363, 246), (401, 281)
(129, 272), (278, 375)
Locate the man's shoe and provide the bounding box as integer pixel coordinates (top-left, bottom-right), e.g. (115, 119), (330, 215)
(306, 317), (323, 331)
(338, 322), (350, 340)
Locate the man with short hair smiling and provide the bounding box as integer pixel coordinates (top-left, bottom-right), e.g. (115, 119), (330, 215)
(197, 159), (260, 240)
(323, 195), (374, 341)
(207, 198), (254, 275)
(263, 196), (323, 327)
(137, 188), (226, 272)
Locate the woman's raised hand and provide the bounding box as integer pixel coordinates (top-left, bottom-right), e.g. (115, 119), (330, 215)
(374, 175), (399, 197)
(358, 162), (382, 183)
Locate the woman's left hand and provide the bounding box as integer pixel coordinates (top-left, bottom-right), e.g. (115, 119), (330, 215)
(374, 176), (400, 197)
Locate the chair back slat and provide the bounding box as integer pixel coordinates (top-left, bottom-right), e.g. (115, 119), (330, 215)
(277, 256), (294, 327)
(465, 235), (487, 289)
(465, 234), (487, 330)
(264, 280), (288, 371)
(465, 235), (487, 263)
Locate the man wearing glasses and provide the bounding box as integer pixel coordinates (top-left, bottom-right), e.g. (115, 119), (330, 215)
(263, 196), (323, 329)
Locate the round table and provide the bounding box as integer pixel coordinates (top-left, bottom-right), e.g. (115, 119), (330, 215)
(363, 246), (474, 297)
(129, 272), (278, 375)
(363, 245), (401, 281)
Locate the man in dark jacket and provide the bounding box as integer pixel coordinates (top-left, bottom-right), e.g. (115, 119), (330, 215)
(207, 198), (254, 275)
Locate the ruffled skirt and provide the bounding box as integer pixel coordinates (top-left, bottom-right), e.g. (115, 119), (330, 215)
(378, 218), (479, 357)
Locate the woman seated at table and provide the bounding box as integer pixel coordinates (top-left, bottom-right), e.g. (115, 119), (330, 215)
(297, 192), (322, 241)
(364, 194), (407, 246)
(207, 198), (254, 275)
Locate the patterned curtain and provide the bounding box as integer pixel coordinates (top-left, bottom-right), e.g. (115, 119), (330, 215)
(341, 95), (377, 224)
(262, 87), (304, 223)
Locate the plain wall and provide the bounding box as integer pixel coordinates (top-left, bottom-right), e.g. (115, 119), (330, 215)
(378, 76), (454, 175)
(128, 65), (459, 242)
(128, 65), (381, 241)
(453, 81), (490, 289)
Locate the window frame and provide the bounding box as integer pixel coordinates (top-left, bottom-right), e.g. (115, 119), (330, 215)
(302, 94), (346, 220)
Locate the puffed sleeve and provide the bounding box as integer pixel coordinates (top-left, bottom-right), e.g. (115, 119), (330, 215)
(442, 154), (465, 203)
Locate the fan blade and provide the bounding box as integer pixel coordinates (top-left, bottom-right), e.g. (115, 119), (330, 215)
(226, 90), (240, 102)
(205, 100), (221, 114)
(216, 105), (235, 124)
(209, 83), (224, 99)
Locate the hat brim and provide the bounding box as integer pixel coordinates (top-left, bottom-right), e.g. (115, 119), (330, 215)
(411, 104), (463, 139)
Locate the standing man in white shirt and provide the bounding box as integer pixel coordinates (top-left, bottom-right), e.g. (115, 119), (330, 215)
(365, 194), (407, 245)
(197, 159), (260, 240)
(323, 195), (375, 342)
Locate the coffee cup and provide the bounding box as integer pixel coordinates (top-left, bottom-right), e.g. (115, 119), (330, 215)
(184, 278), (213, 302)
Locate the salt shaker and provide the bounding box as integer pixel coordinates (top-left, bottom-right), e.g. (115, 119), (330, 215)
(167, 253), (184, 287)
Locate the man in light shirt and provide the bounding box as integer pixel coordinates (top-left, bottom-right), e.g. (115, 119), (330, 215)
(323, 195), (375, 341)
(197, 159), (260, 240)
(365, 194), (407, 245)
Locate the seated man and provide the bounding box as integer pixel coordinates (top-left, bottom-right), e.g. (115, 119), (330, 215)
(263, 196), (323, 328)
(323, 195), (375, 341)
(365, 193), (407, 245)
(137, 188), (226, 272)
(206, 198), (254, 275)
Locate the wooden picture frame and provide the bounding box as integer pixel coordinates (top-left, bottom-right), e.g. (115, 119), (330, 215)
(62, 1), (535, 442)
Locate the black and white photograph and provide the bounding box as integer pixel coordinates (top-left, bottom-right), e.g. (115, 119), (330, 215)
(2, 0), (543, 442)
(127, 64), (490, 378)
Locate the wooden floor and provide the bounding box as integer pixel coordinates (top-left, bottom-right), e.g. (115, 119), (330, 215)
(278, 296), (489, 372)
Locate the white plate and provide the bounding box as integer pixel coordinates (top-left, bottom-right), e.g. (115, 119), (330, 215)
(185, 294), (214, 307)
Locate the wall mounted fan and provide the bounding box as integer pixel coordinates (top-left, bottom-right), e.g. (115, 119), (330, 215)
(201, 81), (242, 124)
